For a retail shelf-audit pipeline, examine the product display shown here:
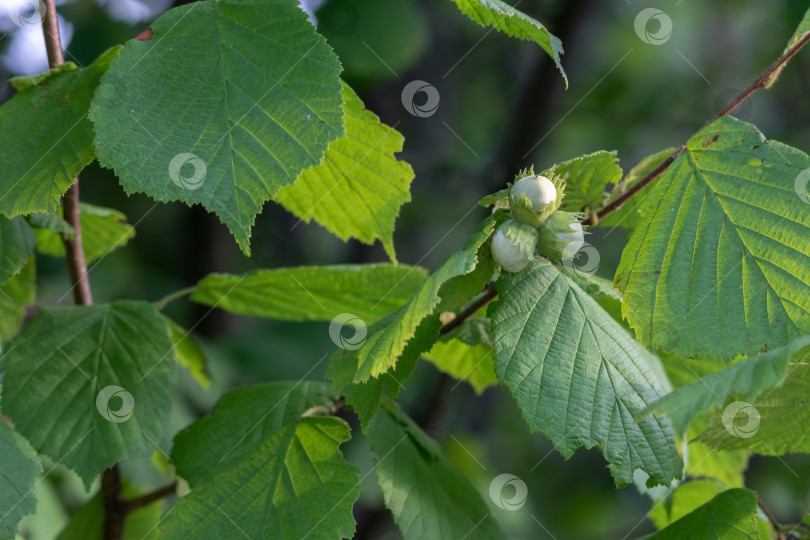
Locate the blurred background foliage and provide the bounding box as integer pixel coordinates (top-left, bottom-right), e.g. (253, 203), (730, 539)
(2, 0), (810, 538)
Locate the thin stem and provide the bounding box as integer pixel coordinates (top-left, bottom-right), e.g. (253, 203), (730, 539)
(154, 286), (196, 310)
(40, 0), (113, 535)
(582, 144), (685, 227)
(124, 483), (177, 513)
(758, 499), (785, 540)
(438, 287), (497, 337)
(61, 182), (93, 305)
(100, 467), (125, 540)
(40, 0), (92, 306)
(40, 0), (63, 66)
(585, 30), (810, 226)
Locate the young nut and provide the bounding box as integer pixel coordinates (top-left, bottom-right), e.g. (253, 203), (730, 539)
(509, 175), (558, 227)
(491, 219), (539, 273)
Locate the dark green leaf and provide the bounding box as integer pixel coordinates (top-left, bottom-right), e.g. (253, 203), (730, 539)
(327, 315), (442, 430)
(697, 362), (810, 454)
(0, 257), (35, 341)
(367, 404), (505, 539)
(615, 117), (810, 361)
(0, 216), (35, 284)
(1, 302), (176, 487)
(554, 150), (622, 219)
(0, 48), (119, 216)
(171, 380), (335, 485)
(166, 382), (358, 539)
(89, 0), (344, 253)
(490, 259), (681, 486)
(449, 0), (566, 86)
(641, 335), (810, 436)
(0, 422), (40, 539)
(347, 216), (496, 382)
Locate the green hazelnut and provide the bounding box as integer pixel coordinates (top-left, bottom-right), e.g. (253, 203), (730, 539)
(491, 219), (539, 273)
(509, 175), (558, 227)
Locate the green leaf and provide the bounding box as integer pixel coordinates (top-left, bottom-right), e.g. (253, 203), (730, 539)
(423, 331), (497, 394)
(367, 404), (505, 539)
(27, 212), (74, 235)
(0, 48), (119, 217)
(0, 257), (35, 341)
(449, 0), (566, 87)
(641, 336), (810, 436)
(553, 151), (622, 219)
(0, 301), (177, 487)
(89, 0), (344, 254)
(327, 315), (442, 430)
(598, 147), (678, 230)
(615, 117), (810, 361)
(0, 216), (35, 284)
(565, 270), (627, 329)
(165, 318), (211, 389)
(697, 362), (810, 454)
(35, 203), (134, 262)
(276, 83), (413, 262)
(490, 259), (681, 487)
(685, 421), (749, 489)
(348, 217), (496, 382)
(171, 380), (335, 485)
(0, 422), (40, 539)
(10, 63), (78, 92)
(479, 187), (510, 209)
(56, 483), (162, 540)
(162, 417), (359, 540)
(191, 263), (428, 324)
(649, 488), (760, 539)
(649, 480), (725, 530)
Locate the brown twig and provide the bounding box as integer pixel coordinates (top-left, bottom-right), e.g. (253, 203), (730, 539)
(40, 0), (112, 536)
(99, 467), (125, 539)
(61, 182), (93, 304)
(438, 287), (497, 337)
(758, 499), (785, 540)
(585, 30), (810, 226)
(124, 483), (177, 513)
